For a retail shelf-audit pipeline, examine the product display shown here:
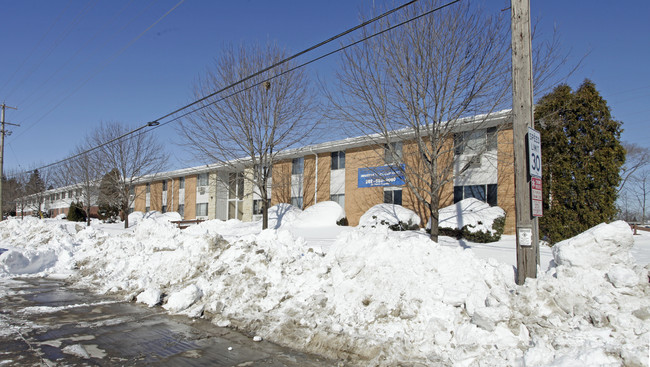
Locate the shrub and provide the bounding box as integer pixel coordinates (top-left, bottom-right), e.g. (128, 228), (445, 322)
(336, 217), (349, 226)
(67, 201), (86, 222)
(460, 216), (506, 243)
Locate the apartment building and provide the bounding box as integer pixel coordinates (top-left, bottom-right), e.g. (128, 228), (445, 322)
(17, 110), (516, 233)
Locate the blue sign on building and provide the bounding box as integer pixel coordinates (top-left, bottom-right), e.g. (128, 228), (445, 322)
(358, 164), (405, 188)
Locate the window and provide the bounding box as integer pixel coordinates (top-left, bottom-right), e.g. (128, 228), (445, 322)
(253, 199), (270, 215)
(384, 189), (402, 205)
(69, 190), (73, 198)
(454, 184), (498, 206)
(162, 205), (167, 213)
(178, 204), (184, 217)
(76, 189), (82, 196)
(196, 203), (208, 217)
(291, 196), (303, 209)
(145, 206), (150, 212)
(330, 193), (345, 209)
(146, 183), (150, 193)
(228, 172), (245, 220)
(198, 173), (209, 187)
(162, 180), (167, 191)
(384, 142), (403, 164)
(61, 192), (66, 199)
(292, 157), (304, 174)
(331, 151), (345, 170)
(179, 177), (185, 189)
(455, 128), (498, 156)
(129, 186), (135, 196)
(55, 193), (60, 200)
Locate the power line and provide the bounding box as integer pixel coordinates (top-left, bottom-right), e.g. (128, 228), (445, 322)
(13, 0), (463, 178)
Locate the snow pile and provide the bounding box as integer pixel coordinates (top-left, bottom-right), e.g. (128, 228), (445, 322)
(127, 211), (182, 226)
(437, 198), (505, 235)
(0, 217), (79, 277)
(290, 201), (344, 228)
(359, 204), (420, 228)
(267, 203), (302, 229)
(0, 214), (648, 366)
(514, 221), (650, 366)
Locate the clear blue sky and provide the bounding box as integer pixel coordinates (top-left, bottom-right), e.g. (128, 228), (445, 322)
(1, 0), (648, 175)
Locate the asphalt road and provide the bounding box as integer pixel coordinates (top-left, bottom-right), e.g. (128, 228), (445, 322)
(0, 278), (337, 366)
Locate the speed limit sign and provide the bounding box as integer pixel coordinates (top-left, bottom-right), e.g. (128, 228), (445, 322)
(528, 127), (542, 178)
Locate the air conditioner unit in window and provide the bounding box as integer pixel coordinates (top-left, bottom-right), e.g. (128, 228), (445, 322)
(199, 187), (206, 195)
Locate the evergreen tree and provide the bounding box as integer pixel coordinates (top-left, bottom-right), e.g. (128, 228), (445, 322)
(97, 169), (121, 221)
(536, 80), (625, 243)
(67, 201), (86, 222)
(25, 170), (46, 217)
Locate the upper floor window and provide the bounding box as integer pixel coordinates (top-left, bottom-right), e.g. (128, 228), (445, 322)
(384, 142), (403, 164)
(198, 173), (209, 187)
(331, 151), (345, 170)
(146, 183), (150, 193)
(455, 128), (498, 156)
(162, 180), (167, 191)
(292, 157), (304, 175)
(179, 177), (185, 189)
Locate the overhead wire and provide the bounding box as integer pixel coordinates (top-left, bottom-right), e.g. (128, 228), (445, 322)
(13, 0), (463, 178)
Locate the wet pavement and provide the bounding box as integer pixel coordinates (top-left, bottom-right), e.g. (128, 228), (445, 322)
(0, 278), (337, 366)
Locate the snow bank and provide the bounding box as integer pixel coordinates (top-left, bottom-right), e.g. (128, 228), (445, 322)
(1, 214), (648, 366)
(436, 198), (505, 235)
(267, 203), (301, 229)
(359, 204), (420, 228)
(290, 201), (344, 228)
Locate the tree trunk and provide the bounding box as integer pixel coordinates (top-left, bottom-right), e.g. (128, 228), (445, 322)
(123, 203), (129, 228)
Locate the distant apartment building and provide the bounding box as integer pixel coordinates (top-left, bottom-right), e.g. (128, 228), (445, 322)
(17, 110), (517, 233)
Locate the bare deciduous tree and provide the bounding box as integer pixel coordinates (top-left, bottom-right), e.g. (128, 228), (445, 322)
(619, 142), (650, 194)
(328, 1), (568, 241)
(91, 122), (168, 228)
(328, 2), (511, 241)
(60, 145), (102, 226)
(179, 43), (319, 229)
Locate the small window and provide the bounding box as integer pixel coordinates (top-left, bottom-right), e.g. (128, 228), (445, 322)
(487, 184), (498, 206)
(331, 151), (345, 170)
(196, 203), (208, 217)
(178, 204), (185, 217)
(292, 157), (304, 174)
(162, 205), (167, 213)
(179, 177), (185, 189)
(69, 190), (73, 198)
(253, 199), (270, 215)
(162, 180), (167, 191)
(129, 186), (135, 196)
(383, 189), (402, 205)
(198, 173), (209, 187)
(61, 192), (66, 199)
(384, 142), (403, 164)
(330, 193), (345, 209)
(76, 189), (82, 196)
(291, 196), (303, 209)
(55, 193), (60, 200)
(487, 127), (498, 151)
(453, 184), (498, 206)
(145, 206), (150, 212)
(146, 183), (150, 193)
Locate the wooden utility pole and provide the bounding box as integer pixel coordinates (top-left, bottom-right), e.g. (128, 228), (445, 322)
(0, 103), (19, 220)
(511, 0), (539, 284)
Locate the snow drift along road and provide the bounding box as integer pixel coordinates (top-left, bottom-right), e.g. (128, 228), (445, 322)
(0, 214), (648, 366)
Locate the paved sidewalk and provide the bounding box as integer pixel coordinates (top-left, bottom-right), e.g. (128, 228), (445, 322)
(0, 278), (337, 366)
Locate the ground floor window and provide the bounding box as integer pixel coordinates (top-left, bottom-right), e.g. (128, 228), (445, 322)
(178, 204), (184, 217)
(196, 203), (208, 217)
(291, 196), (303, 209)
(454, 184), (498, 206)
(330, 194), (345, 209)
(145, 206), (150, 212)
(162, 205), (167, 213)
(253, 199), (270, 215)
(384, 189), (402, 205)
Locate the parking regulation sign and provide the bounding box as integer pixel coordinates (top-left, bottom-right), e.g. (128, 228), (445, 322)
(531, 177), (543, 217)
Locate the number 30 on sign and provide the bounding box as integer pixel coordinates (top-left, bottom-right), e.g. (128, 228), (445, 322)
(528, 127), (542, 178)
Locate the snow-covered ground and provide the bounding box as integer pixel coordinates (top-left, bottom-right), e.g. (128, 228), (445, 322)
(1, 205), (649, 366)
